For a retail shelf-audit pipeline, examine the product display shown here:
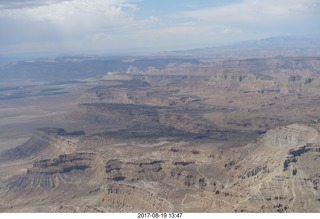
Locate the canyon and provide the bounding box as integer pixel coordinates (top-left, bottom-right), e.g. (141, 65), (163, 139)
(0, 54), (320, 212)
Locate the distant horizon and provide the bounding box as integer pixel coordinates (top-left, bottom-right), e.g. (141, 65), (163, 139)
(0, 0), (319, 58)
(1, 34), (320, 61)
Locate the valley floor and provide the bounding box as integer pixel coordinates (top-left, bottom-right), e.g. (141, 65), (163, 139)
(1, 56), (320, 212)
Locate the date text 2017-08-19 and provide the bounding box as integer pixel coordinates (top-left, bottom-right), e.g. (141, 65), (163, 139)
(137, 213), (183, 218)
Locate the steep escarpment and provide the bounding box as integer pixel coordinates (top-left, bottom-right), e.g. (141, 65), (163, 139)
(1, 120), (320, 212)
(7, 153), (94, 191)
(76, 66), (320, 135)
(2, 56), (320, 212)
(104, 158), (215, 191)
(0, 128), (84, 161)
(28, 153), (93, 175)
(218, 124), (320, 212)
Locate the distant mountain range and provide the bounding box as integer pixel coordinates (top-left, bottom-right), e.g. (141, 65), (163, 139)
(160, 35), (320, 58)
(230, 35), (320, 49)
(1, 35), (320, 81)
(0, 57), (200, 81)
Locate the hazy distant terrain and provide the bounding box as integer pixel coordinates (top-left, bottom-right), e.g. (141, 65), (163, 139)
(0, 37), (320, 212)
(0, 57), (200, 81)
(162, 36), (320, 58)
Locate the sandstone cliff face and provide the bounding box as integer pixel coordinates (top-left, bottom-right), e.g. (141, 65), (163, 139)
(0, 128), (82, 161)
(83, 74), (239, 104)
(104, 158), (214, 192)
(222, 124), (320, 212)
(5, 153), (94, 192)
(72, 64), (320, 136)
(124, 58), (320, 95)
(2, 57), (320, 212)
(1, 121), (320, 213)
(28, 153), (93, 175)
(68, 102), (218, 138)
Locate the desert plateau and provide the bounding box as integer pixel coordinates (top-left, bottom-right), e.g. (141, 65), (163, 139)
(1, 42), (320, 212)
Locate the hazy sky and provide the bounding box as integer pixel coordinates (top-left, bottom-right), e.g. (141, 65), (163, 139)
(0, 0), (319, 56)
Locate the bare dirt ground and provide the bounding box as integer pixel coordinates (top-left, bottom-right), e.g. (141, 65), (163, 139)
(1, 56), (320, 212)
(0, 80), (97, 153)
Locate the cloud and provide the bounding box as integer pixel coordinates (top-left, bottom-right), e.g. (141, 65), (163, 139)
(0, 0), (134, 23)
(0, 0), (319, 56)
(0, 0), (138, 50)
(0, 0), (169, 55)
(181, 0), (320, 21)
(179, 0), (320, 34)
(0, 0), (72, 9)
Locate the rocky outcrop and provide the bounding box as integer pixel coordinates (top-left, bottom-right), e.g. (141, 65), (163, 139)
(27, 153), (92, 174)
(7, 153), (94, 190)
(3, 56), (320, 212)
(105, 159), (166, 182)
(0, 128), (83, 161)
(288, 145), (311, 157)
(104, 156), (223, 195)
(241, 165), (269, 179)
(104, 183), (172, 212)
(310, 174), (320, 190)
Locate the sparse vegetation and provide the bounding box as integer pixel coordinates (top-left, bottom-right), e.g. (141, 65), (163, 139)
(1, 52), (320, 212)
